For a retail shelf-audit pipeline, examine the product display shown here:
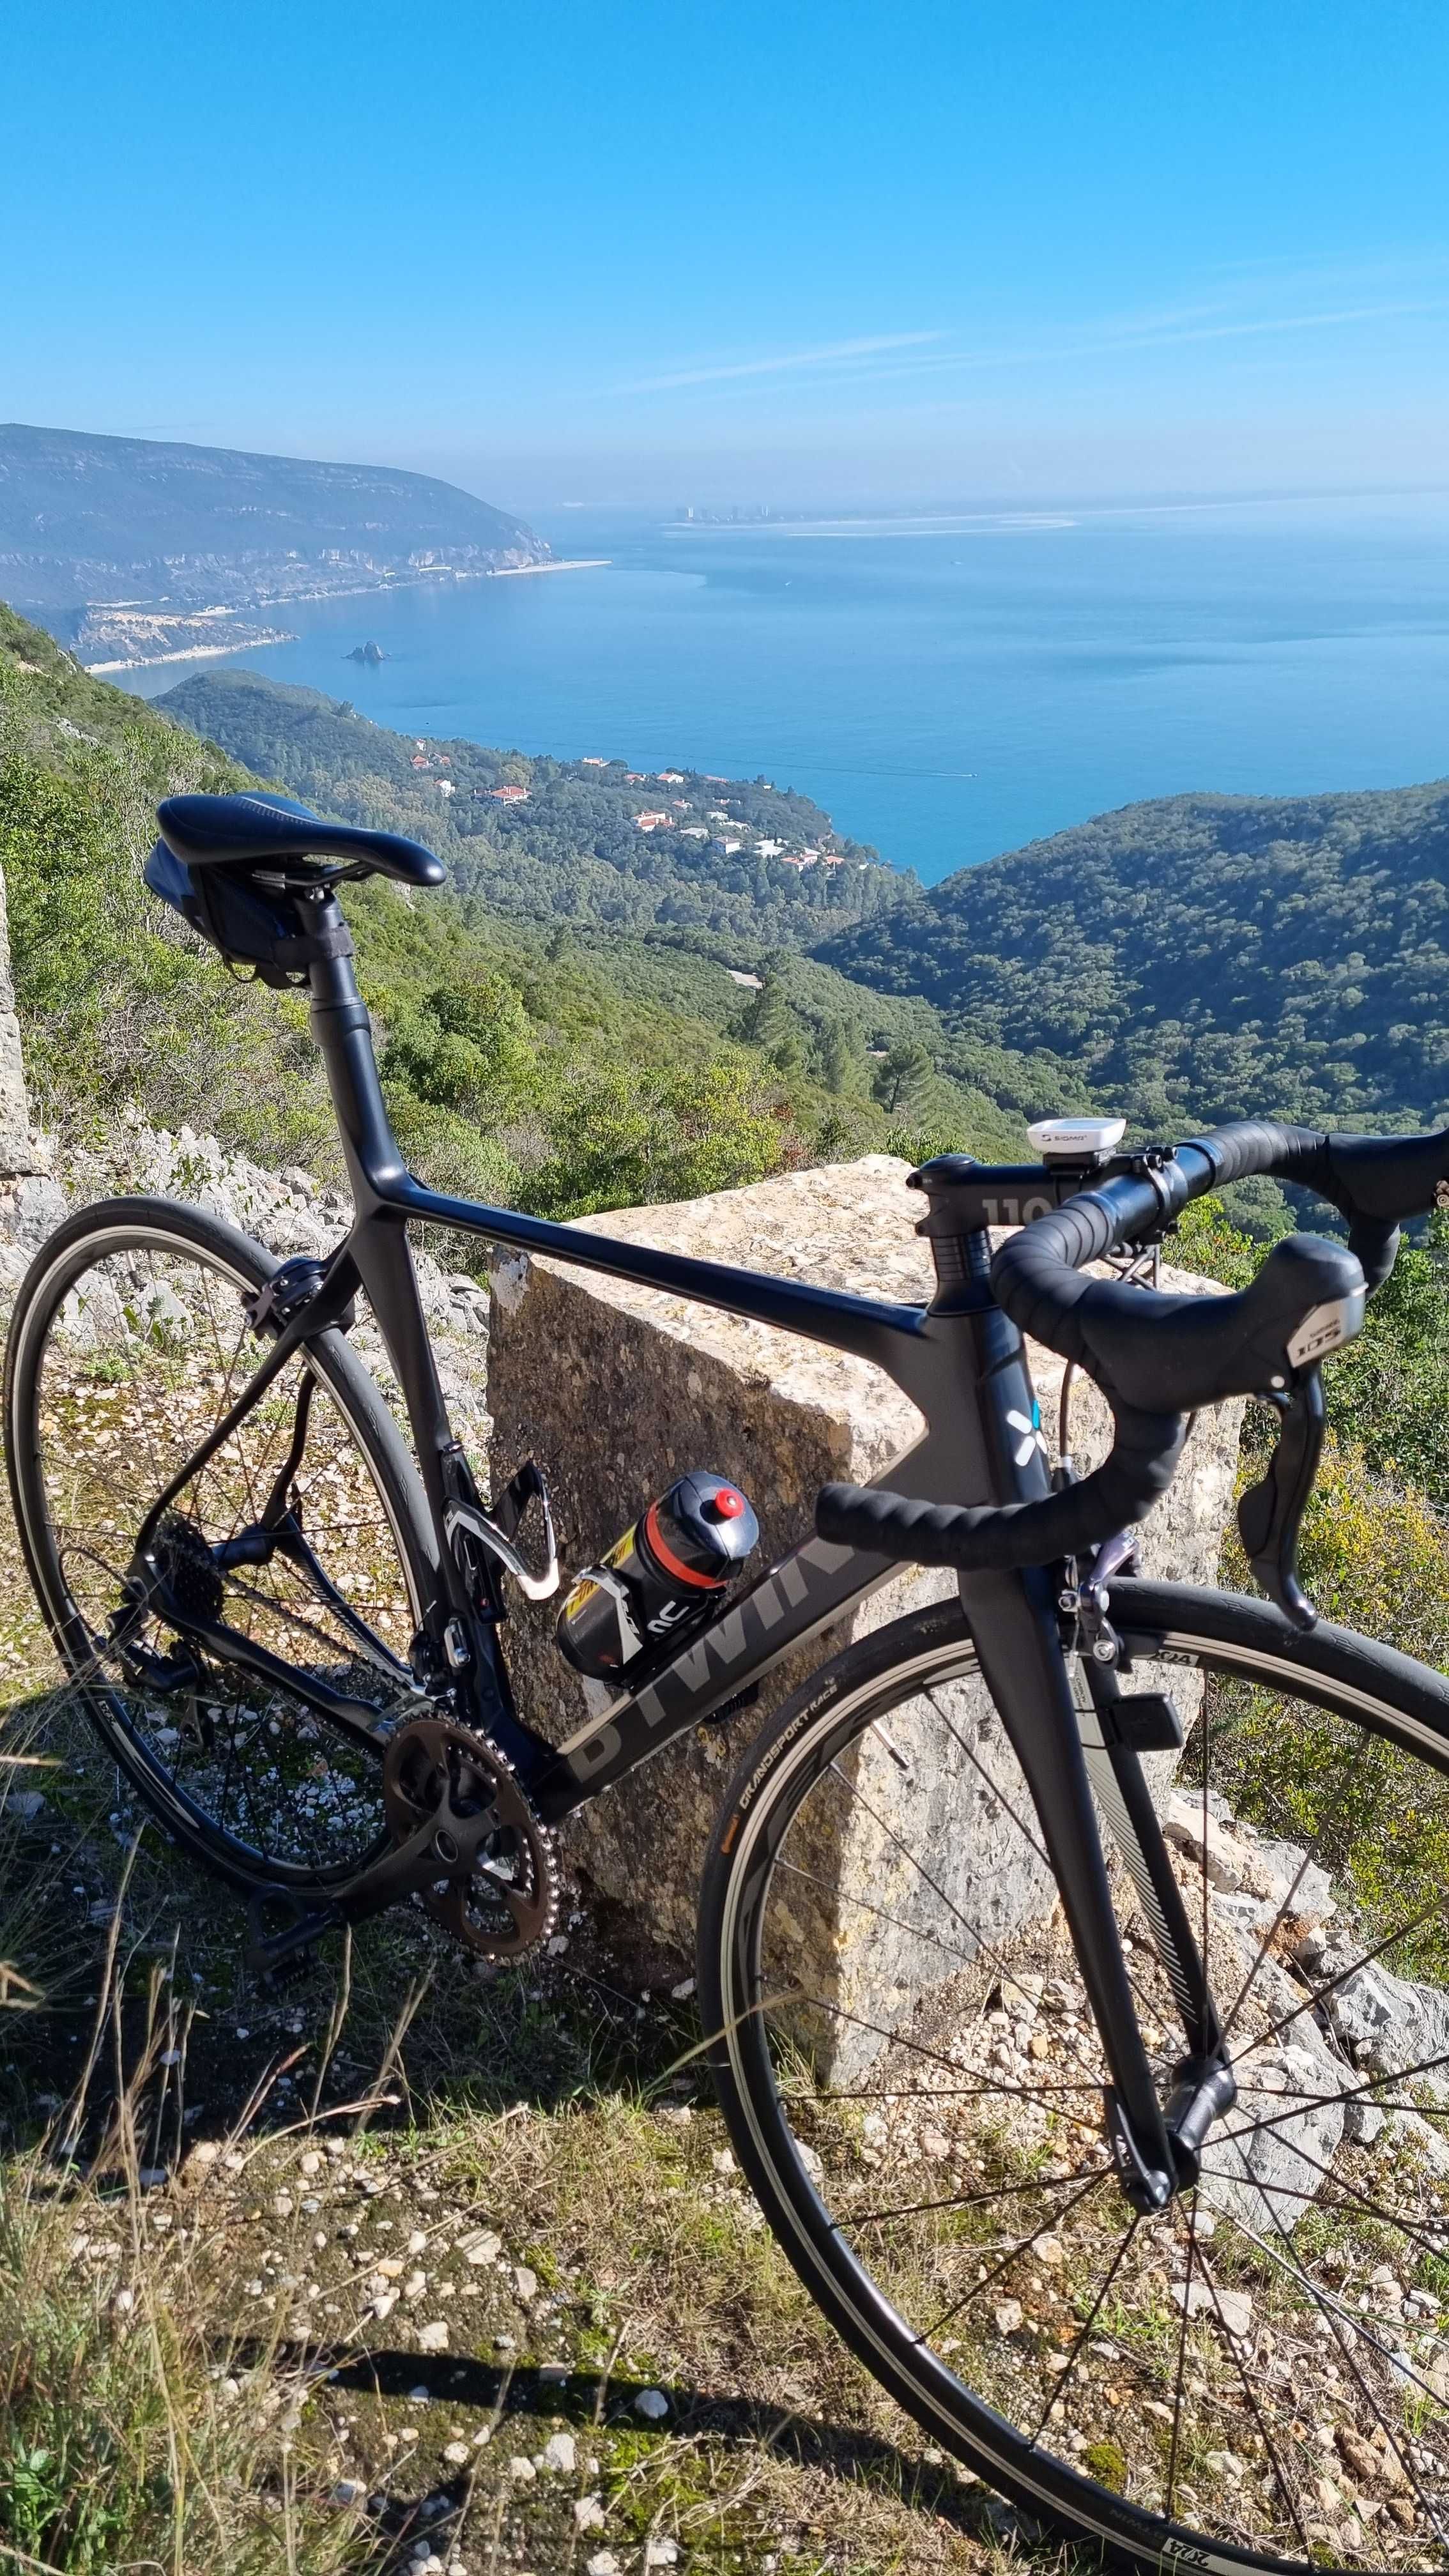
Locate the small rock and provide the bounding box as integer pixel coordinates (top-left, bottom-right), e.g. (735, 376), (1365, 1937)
(330, 2478), (364, 2507)
(645, 2542), (678, 2567)
(586, 2556), (620, 2576)
(540, 2430), (576, 2473)
(1170, 2278), (1253, 2338)
(508, 2455), (537, 2483)
(404, 2269), (428, 2300)
(371, 2290), (399, 2321)
(1346, 2098), (1386, 2147)
(710, 2150), (735, 2176)
(1205, 2450), (1245, 2481)
(407, 2384), (431, 2403)
(443, 2442), (470, 2466)
(1164, 1796), (1255, 1892)
(300, 2151), (323, 2177)
(671, 1977), (696, 2000)
(459, 2229), (501, 2266)
(408, 2229), (428, 2255)
(417, 2320), (449, 2353)
(1036, 2236), (1064, 2269)
(575, 2494), (606, 2531)
(994, 2299), (1024, 2335)
(272, 2193), (294, 2218)
(634, 2388), (670, 2420)
(512, 2264), (538, 2302)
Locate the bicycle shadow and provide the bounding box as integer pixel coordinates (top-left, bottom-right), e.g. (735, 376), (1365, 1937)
(0, 1701), (711, 2156)
(227, 2337), (1013, 2554)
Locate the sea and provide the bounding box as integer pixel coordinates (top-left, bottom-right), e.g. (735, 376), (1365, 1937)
(113, 494), (1449, 888)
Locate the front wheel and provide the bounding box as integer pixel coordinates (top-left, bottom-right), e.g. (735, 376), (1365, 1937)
(700, 1586), (1449, 2573)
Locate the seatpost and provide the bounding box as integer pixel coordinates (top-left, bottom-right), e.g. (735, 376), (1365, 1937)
(305, 920), (407, 1213)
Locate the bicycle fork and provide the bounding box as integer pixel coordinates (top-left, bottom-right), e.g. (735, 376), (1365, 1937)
(958, 1561), (1235, 2212)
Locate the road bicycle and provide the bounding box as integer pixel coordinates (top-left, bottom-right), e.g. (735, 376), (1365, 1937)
(10, 787), (1449, 2573)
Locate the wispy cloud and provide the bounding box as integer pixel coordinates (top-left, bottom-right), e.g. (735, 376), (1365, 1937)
(612, 332), (946, 395)
(601, 266), (1449, 415)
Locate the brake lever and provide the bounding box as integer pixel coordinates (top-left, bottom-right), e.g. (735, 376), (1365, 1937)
(1236, 1365), (1325, 1631)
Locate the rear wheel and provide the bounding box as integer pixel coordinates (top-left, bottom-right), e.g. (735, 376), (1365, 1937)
(701, 1586), (1449, 2573)
(5, 1197), (436, 1897)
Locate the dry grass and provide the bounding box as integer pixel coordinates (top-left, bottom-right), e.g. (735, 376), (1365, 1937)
(0, 1645), (1015, 2576)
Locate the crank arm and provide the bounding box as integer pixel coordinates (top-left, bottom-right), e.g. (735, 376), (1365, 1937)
(334, 1768), (506, 1919)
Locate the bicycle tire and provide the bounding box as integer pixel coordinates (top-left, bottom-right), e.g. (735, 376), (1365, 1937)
(700, 1584), (1449, 2573)
(5, 1196), (438, 1897)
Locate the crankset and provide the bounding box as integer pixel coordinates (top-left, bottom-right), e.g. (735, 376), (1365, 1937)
(381, 1715), (559, 1965)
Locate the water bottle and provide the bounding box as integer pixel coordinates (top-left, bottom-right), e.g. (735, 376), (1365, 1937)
(555, 1471), (760, 1680)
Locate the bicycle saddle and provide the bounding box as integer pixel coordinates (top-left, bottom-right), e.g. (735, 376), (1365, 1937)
(157, 792), (447, 888)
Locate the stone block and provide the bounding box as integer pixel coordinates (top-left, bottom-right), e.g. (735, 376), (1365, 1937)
(0, 866), (43, 1177)
(487, 1157), (1243, 2060)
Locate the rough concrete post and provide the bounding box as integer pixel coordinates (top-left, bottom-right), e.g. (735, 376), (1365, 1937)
(487, 1156), (1243, 2071)
(0, 860), (67, 1278)
(0, 867), (37, 1173)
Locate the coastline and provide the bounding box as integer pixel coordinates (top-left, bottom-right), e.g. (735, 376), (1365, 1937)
(86, 631), (297, 673)
(484, 557), (611, 578)
(82, 556), (611, 671)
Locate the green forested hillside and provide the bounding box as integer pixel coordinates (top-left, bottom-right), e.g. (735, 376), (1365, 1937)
(0, 422), (546, 624)
(0, 605), (1027, 1220)
(820, 785), (1449, 1130)
(160, 668), (900, 945)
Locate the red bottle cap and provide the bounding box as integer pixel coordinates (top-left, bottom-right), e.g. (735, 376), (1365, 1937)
(712, 1487), (746, 1519)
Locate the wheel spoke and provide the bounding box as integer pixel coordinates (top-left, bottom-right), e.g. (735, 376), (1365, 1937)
(716, 1614), (1449, 2566)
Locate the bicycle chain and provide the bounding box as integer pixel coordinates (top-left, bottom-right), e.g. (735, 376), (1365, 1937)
(380, 1713), (560, 1965)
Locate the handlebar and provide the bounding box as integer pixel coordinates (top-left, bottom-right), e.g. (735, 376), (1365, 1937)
(816, 1119), (1449, 1620)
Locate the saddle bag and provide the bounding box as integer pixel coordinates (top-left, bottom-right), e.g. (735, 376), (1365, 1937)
(144, 838), (354, 990)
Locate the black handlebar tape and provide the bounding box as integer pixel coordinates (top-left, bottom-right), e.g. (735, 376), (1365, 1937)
(1183, 1122), (1449, 1292)
(1188, 1119), (1449, 1226)
(1323, 1128), (1449, 1222)
(1183, 1120), (1329, 1193)
(992, 1169), (1367, 1415)
(816, 1400), (1186, 1573)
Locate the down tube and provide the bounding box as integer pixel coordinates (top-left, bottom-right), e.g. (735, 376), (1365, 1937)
(530, 1529), (893, 1821)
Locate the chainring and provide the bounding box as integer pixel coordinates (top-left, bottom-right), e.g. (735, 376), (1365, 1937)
(381, 1715), (559, 1965)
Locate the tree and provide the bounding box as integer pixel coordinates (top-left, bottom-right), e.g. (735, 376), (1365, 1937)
(735, 973), (804, 1074)
(872, 1038), (937, 1119)
(817, 1016), (859, 1096)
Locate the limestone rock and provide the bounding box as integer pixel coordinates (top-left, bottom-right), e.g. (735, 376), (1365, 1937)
(487, 1156), (1242, 2074)
(1314, 1937), (1449, 2092)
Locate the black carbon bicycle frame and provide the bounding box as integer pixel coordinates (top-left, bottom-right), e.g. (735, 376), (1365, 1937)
(150, 935), (1207, 2193)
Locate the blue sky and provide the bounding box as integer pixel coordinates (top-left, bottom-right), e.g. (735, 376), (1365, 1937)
(4, 0), (1448, 510)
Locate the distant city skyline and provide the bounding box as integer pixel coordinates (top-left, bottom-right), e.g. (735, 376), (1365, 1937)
(4, 0), (1448, 516)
